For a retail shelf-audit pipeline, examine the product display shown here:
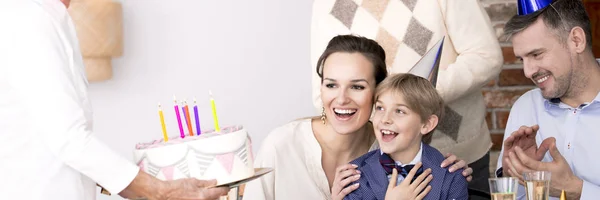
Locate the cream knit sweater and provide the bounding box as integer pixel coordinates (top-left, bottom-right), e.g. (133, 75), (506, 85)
(310, 0), (503, 163)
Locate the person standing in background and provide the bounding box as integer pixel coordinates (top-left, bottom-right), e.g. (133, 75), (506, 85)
(0, 0), (229, 199)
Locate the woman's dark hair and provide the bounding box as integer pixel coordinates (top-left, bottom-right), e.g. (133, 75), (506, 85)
(316, 35), (388, 86)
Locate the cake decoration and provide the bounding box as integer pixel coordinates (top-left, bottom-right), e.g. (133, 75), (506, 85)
(134, 92), (256, 186)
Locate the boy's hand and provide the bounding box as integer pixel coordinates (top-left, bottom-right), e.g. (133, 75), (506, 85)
(385, 162), (432, 200)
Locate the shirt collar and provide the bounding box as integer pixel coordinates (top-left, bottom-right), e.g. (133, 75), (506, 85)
(380, 142), (423, 166)
(544, 91), (600, 111)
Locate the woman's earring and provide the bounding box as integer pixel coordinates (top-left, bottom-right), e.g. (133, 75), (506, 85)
(321, 107), (326, 124)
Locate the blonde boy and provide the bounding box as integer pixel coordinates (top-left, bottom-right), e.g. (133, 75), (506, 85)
(345, 73), (468, 200)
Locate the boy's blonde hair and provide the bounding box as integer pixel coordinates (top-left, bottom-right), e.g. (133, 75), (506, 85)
(374, 73), (444, 143)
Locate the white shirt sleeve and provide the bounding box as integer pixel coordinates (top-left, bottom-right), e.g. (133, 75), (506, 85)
(1, 1), (139, 194)
(435, 0), (503, 104)
(581, 181), (600, 199)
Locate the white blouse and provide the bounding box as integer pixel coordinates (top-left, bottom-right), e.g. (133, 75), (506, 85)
(243, 119), (378, 200)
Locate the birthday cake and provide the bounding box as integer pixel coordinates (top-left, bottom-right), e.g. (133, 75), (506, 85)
(134, 125), (254, 184)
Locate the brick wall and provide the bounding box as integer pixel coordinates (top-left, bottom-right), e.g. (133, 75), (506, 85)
(584, 0), (600, 57)
(479, 0), (537, 175)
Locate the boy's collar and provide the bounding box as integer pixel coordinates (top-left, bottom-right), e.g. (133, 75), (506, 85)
(379, 142), (423, 166)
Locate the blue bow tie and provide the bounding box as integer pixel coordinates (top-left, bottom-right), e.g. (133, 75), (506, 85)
(379, 153), (424, 180)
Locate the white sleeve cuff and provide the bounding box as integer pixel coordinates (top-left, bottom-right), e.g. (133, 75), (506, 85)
(74, 138), (139, 194)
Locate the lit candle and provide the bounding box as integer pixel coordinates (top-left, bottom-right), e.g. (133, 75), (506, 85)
(209, 90), (220, 132)
(194, 97), (201, 135)
(183, 100), (194, 136)
(158, 103), (168, 142)
(181, 104), (188, 135)
(174, 96), (185, 138)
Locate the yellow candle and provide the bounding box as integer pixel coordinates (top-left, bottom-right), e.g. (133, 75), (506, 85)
(210, 90), (220, 132)
(158, 103), (168, 141)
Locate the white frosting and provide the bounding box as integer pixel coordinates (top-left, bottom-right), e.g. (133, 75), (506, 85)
(133, 125), (254, 184)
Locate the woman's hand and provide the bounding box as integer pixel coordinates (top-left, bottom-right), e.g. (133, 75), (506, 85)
(385, 162), (432, 200)
(441, 153), (473, 182)
(331, 164), (361, 200)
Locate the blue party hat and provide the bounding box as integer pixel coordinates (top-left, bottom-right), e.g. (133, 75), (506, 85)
(408, 37), (444, 87)
(518, 0), (553, 15)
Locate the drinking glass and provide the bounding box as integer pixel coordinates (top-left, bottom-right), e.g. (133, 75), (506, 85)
(523, 171), (551, 200)
(489, 177), (519, 200)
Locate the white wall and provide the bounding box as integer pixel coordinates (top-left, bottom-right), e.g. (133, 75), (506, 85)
(89, 1), (315, 199)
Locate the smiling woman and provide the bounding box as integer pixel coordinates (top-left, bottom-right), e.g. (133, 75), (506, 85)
(242, 35), (386, 200)
(320, 52), (373, 129)
(317, 37), (386, 135)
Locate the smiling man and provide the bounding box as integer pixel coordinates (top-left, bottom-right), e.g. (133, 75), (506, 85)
(496, 0), (600, 199)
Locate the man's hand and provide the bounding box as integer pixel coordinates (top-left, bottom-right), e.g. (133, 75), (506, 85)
(159, 179), (230, 200)
(119, 170), (230, 200)
(440, 153), (473, 182)
(502, 125), (552, 177)
(512, 138), (583, 199)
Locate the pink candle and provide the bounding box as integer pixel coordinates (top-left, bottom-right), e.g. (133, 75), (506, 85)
(174, 96), (185, 138)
